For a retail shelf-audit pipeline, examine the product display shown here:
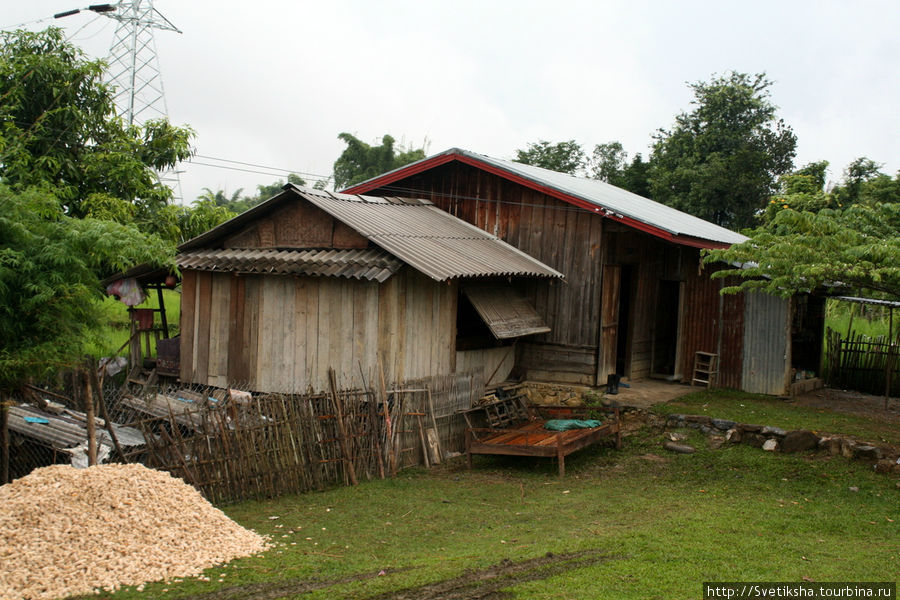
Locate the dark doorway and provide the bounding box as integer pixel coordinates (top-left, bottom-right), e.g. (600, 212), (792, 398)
(615, 266), (633, 375)
(651, 280), (681, 377)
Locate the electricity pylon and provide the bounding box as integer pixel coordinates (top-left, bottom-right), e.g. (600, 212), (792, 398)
(56, 2), (185, 200)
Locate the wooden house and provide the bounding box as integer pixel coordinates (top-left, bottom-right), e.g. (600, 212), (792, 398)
(175, 185), (562, 393)
(343, 148), (825, 396)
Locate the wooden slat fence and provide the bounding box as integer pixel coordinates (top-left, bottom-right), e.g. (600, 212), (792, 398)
(826, 328), (899, 396)
(132, 370), (484, 504)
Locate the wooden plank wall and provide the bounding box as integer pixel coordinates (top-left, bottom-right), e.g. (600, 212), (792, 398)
(180, 268), (457, 393)
(371, 162), (604, 380)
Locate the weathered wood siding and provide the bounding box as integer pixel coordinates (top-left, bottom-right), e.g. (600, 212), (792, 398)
(365, 162), (604, 381)
(180, 267), (457, 393)
(457, 346), (516, 387)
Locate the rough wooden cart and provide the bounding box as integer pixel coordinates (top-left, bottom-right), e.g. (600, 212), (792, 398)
(463, 393), (621, 477)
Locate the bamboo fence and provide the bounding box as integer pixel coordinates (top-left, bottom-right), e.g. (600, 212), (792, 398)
(825, 327), (899, 396)
(131, 370), (484, 504)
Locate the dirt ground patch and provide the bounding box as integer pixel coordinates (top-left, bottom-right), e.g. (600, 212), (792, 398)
(176, 550), (615, 600)
(789, 388), (900, 425)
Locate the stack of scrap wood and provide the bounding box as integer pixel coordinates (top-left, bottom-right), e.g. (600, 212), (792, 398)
(0, 463), (269, 600)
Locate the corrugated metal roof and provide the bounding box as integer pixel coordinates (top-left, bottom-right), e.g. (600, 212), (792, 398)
(177, 186), (562, 283)
(293, 187), (563, 282)
(177, 247), (401, 283)
(463, 284), (551, 339)
(343, 148), (748, 248)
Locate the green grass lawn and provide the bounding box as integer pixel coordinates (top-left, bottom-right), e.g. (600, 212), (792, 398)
(654, 389), (900, 446)
(91, 394), (899, 600)
(85, 289), (181, 358)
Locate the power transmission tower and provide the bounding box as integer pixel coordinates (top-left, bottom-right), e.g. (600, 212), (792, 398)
(105, 1), (184, 200)
(57, 2), (185, 200)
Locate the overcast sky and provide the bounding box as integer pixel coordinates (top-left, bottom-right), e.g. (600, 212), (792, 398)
(6, 0), (899, 203)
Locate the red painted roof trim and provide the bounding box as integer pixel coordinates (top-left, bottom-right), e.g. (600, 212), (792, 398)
(343, 151), (728, 250)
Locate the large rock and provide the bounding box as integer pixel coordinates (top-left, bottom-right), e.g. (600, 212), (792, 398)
(712, 418), (736, 431)
(762, 439), (778, 452)
(781, 430), (820, 453)
(853, 445), (883, 461)
(743, 432), (766, 448)
(741, 423), (764, 433)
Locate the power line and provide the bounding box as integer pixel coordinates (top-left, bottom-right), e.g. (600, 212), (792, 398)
(192, 155), (332, 181)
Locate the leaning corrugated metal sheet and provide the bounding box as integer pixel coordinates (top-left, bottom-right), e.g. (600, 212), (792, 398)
(742, 291), (791, 395)
(290, 186), (564, 282)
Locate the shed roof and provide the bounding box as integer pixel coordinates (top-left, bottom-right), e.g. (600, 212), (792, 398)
(342, 148), (748, 249)
(180, 185), (563, 283)
(177, 247), (401, 283)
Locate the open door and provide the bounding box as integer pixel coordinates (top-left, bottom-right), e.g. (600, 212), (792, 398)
(597, 265), (621, 385)
(651, 280), (683, 378)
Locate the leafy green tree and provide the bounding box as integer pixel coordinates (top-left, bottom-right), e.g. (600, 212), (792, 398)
(761, 161), (834, 224)
(649, 72), (797, 230)
(586, 142), (651, 196)
(588, 142), (627, 183)
(0, 28), (194, 219)
(333, 133), (426, 189)
(513, 140), (585, 175)
(255, 173), (307, 202)
(832, 158), (900, 207)
(177, 198), (235, 242)
(705, 202), (900, 299)
(0, 185), (173, 391)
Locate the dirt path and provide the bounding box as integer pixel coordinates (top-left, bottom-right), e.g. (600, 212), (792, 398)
(789, 388), (900, 425)
(174, 550), (615, 600)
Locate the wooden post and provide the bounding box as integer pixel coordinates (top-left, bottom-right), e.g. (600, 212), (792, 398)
(328, 368), (358, 486)
(93, 368), (128, 463)
(378, 359), (397, 477)
(886, 307), (894, 410)
(156, 285), (170, 339)
(1, 392), (9, 484)
(83, 367), (97, 466)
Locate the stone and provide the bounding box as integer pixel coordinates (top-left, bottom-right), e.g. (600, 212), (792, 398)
(684, 415), (712, 425)
(874, 459), (895, 475)
(708, 434), (726, 450)
(699, 425), (714, 435)
(849, 486), (859, 492)
(762, 439), (779, 452)
(781, 430), (820, 453)
(741, 424), (764, 433)
(840, 439), (857, 458)
(663, 440), (696, 454)
(666, 432), (688, 442)
(819, 436), (841, 454)
(761, 425), (787, 437)
(712, 418), (736, 431)
(743, 432), (766, 448)
(725, 428), (741, 443)
(853, 445), (883, 461)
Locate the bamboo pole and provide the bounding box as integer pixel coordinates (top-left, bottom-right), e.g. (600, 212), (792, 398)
(328, 368), (358, 486)
(378, 359), (397, 477)
(886, 307), (894, 410)
(93, 367), (128, 463)
(1, 392), (9, 484)
(358, 362), (385, 479)
(82, 368), (97, 466)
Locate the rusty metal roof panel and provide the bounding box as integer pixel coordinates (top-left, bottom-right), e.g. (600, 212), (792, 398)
(291, 187), (563, 282)
(176, 247), (402, 282)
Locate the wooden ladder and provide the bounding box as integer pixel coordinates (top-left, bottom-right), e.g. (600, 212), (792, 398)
(691, 351), (718, 387)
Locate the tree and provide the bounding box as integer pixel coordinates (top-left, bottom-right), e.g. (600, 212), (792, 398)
(586, 142), (651, 196)
(649, 72), (797, 230)
(333, 133), (426, 190)
(0, 185), (173, 391)
(588, 142), (627, 183)
(704, 202), (900, 299)
(831, 158), (900, 207)
(0, 28), (194, 220)
(255, 173), (308, 202)
(513, 140), (585, 175)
